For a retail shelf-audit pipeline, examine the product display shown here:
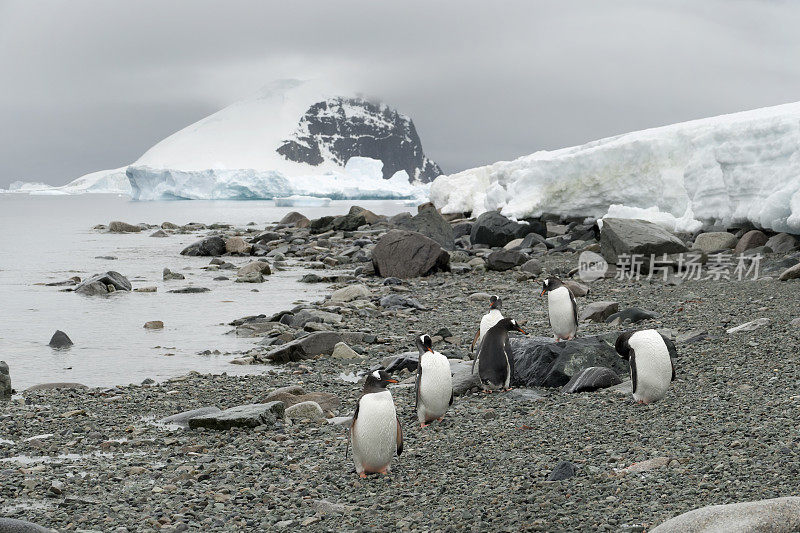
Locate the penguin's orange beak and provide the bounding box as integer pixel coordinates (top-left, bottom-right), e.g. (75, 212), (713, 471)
(427, 348), (434, 353)
(518, 327), (528, 335)
(385, 378), (399, 384)
(540, 289), (546, 296)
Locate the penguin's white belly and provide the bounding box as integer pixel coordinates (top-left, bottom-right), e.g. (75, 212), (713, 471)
(548, 287), (576, 339)
(629, 331), (672, 403)
(352, 391), (397, 472)
(418, 353), (453, 422)
(479, 310), (503, 344)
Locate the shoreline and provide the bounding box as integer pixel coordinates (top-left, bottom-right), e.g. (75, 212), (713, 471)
(2, 206), (800, 531)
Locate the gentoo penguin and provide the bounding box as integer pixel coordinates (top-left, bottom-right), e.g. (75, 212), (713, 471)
(471, 295), (504, 353)
(615, 330), (676, 404)
(350, 370), (403, 477)
(541, 276), (578, 340)
(415, 334), (454, 427)
(476, 318), (527, 391)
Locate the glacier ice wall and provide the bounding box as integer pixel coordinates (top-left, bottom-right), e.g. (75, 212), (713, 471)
(430, 102), (800, 233)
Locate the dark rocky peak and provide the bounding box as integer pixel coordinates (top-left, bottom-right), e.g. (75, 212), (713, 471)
(277, 97), (442, 183)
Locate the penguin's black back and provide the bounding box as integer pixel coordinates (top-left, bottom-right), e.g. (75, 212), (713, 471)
(477, 322), (512, 387)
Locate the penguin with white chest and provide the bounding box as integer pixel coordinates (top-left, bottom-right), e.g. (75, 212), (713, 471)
(471, 295), (504, 354)
(615, 329), (676, 404)
(541, 276), (578, 340)
(476, 318), (527, 391)
(350, 370), (403, 477)
(415, 334), (453, 427)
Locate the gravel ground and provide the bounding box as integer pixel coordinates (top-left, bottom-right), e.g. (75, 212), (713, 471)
(2, 239), (800, 532)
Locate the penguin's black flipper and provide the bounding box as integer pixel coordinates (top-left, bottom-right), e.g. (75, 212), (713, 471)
(348, 397), (362, 459)
(629, 351), (638, 394)
(670, 358), (676, 381)
(570, 290), (578, 333)
(395, 415), (403, 456)
(449, 389), (454, 406)
(659, 333), (678, 381)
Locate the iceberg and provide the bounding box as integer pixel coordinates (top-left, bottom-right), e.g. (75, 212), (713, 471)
(430, 102), (800, 233)
(274, 195), (332, 207)
(60, 167), (131, 195)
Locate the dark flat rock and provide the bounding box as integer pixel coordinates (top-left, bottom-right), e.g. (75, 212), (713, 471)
(188, 402), (285, 430)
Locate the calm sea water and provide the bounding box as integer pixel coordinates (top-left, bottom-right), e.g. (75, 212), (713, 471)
(0, 194), (411, 389)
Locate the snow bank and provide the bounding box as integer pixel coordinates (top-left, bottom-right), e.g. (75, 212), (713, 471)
(60, 167), (131, 195)
(601, 205), (703, 234)
(274, 195), (331, 207)
(430, 102), (800, 233)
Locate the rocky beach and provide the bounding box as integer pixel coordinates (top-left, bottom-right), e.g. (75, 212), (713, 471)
(2, 204), (800, 532)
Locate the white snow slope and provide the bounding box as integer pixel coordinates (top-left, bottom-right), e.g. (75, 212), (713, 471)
(4, 168), (132, 196)
(430, 102), (800, 233)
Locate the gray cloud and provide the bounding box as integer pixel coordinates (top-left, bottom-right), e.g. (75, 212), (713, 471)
(2, 0), (800, 186)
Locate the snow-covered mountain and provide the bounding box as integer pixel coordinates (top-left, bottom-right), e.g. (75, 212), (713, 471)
(430, 102), (800, 233)
(7, 80), (441, 200)
(125, 80), (440, 200)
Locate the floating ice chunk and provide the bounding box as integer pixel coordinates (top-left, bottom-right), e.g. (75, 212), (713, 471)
(274, 195), (332, 207)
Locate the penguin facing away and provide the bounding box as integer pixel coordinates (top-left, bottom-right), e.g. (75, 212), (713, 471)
(415, 334), (454, 427)
(471, 295), (504, 353)
(541, 276), (578, 340)
(350, 370), (403, 477)
(476, 318), (527, 392)
(615, 329), (676, 404)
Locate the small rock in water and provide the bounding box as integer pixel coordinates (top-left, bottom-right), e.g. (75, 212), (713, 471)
(108, 220), (141, 233)
(168, 287), (210, 294)
(150, 229), (168, 237)
(48, 330), (73, 348)
(0, 361), (11, 400)
(144, 321), (164, 329)
(163, 268), (185, 281)
(547, 460), (577, 481)
(134, 286), (157, 292)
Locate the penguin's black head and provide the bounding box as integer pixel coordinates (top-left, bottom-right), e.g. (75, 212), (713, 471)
(415, 334), (434, 354)
(497, 317), (527, 334)
(540, 276), (563, 296)
(615, 331), (635, 360)
(364, 369), (399, 391)
(489, 295), (502, 310)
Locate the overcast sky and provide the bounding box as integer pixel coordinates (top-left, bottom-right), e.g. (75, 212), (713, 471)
(2, 0), (800, 187)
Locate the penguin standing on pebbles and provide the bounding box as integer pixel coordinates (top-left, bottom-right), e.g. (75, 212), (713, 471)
(471, 295), (504, 353)
(476, 318), (527, 392)
(415, 334), (453, 427)
(615, 330), (676, 404)
(350, 370), (403, 477)
(541, 276), (578, 340)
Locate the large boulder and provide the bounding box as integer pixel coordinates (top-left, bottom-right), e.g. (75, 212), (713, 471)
(159, 407), (221, 428)
(279, 211), (310, 228)
(0, 518), (53, 532)
(561, 366), (622, 393)
(0, 361), (11, 400)
(74, 271), (132, 296)
(511, 334), (627, 388)
(264, 331), (370, 363)
(600, 218), (687, 264)
(188, 402), (285, 430)
(309, 216), (336, 234)
(692, 231), (738, 253)
(579, 301), (619, 323)
(451, 360), (480, 396)
(766, 233), (799, 253)
(332, 207), (367, 231)
(48, 330), (73, 348)
(372, 230), (450, 278)
(486, 249), (528, 271)
(290, 309), (343, 328)
(330, 284), (370, 302)
(180, 235), (226, 257)
(734, 229), (769, 254)
(237, 261), (271, 277)
(779, 263), (800, 281)
(108, 221), (141, 233)
(225, 236), (252, 254)
(470, 211), (545, 247)
(391, 203), (455, 250)
(650, 497), (800, 533)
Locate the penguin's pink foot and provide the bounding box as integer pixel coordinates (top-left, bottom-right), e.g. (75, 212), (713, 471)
(420, 422), (429, 428)
(358, 472), (367, 479)
(436, 417), (444, 422)
(503, 387), (514, 392)
(378, 467), (390, 475)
